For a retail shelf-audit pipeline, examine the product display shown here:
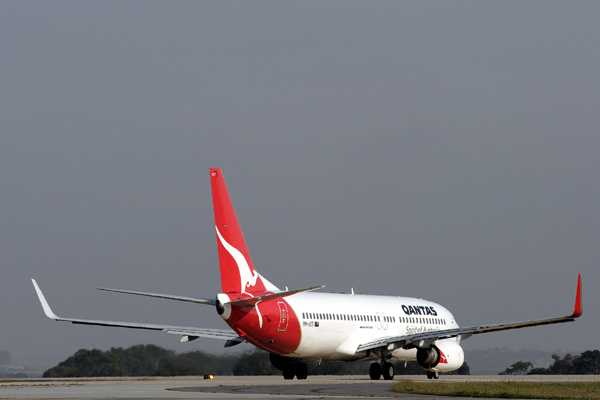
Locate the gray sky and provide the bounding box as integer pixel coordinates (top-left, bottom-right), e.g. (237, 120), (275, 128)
(1, 1), (598, 363)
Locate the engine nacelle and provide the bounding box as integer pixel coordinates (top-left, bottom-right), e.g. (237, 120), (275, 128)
(416, 339), (464, 372)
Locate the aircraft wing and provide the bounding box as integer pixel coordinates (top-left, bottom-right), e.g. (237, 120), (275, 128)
(97, 287), (216, 305)
(32, 279), (238, 342)
(357, 274), (582, 353)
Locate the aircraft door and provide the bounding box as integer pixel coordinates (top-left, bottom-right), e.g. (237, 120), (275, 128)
(277, 301), (289, 332)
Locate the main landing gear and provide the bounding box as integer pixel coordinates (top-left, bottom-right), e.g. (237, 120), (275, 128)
(369, 361), (395, 380)
(426, 371), (439, 379)
(270, 353), (309, 380)
(282, 362), (308, 380)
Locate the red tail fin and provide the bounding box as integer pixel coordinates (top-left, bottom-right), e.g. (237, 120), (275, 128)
(210, 168), (267, 295)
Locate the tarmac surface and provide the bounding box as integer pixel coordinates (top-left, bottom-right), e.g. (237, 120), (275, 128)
(1, 375), (599, 400)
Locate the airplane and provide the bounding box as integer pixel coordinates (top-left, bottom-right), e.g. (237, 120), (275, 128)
(33, 167), (582, 380)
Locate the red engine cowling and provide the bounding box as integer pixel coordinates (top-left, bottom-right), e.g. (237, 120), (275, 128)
(416, 339), (464, 372)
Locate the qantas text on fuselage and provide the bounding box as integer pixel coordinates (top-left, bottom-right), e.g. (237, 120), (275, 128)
(32, 168), (582, 380)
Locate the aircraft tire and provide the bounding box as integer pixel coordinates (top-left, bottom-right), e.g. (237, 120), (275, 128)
(296, 362), (308, 380)
(427, 371), (433, 379)
(433, 372), (439, 379)
(369, 362), (382, 380)
(283, 365), (295, 380)
(382, 362), (395, 380)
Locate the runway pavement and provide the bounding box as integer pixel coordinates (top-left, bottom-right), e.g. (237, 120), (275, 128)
(1, 375), (599, 400)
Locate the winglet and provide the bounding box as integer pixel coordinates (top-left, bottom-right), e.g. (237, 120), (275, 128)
(570, 274), (582, 318)
(31, 279), (60, 320)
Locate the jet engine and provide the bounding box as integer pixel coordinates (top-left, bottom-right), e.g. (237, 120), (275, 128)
(416, 339), (464, 372)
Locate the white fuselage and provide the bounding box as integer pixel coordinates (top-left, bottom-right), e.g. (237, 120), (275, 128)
(285, 292), (459, 361)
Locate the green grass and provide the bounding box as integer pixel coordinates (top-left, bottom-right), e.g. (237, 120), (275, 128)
(390, 380), (600, 399)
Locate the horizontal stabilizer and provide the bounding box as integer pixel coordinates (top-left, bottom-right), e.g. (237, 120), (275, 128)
(229, 285), (325, 307)
(97, 287), (216, 305)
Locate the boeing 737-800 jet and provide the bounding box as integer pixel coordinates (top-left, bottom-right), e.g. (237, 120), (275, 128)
(33, 168), (582, 380)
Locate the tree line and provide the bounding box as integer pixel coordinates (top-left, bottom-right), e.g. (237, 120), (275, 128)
(500, 350), (600, 375)
(42, 344), (470, 377)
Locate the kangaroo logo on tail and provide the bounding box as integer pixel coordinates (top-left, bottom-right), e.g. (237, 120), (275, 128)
(216, 226), (259, 295)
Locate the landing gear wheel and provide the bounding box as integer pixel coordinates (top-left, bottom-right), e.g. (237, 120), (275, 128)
(426, 371), (440, 379)
(283, 365), (295, 380)
(296, 363), (308, 380)
(369, 362), (382, 380)
(382, 362), (395, 380)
